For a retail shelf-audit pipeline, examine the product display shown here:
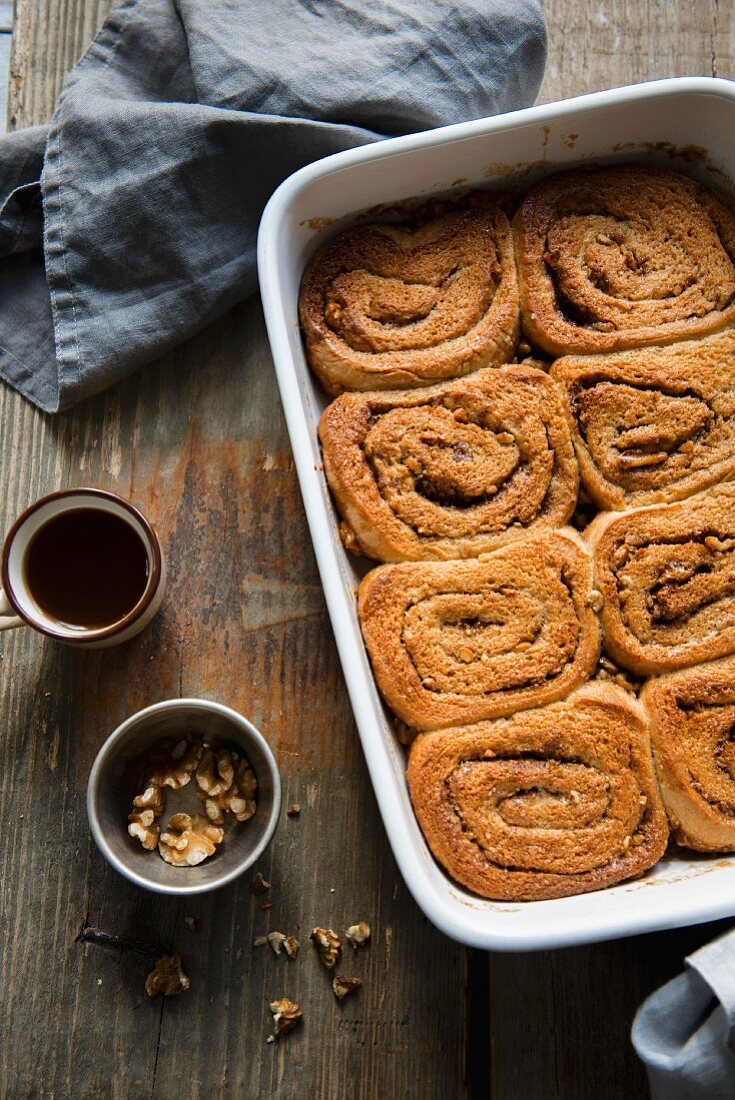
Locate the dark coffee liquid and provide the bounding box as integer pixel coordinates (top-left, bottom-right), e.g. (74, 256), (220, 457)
(24, 509), (149, 630)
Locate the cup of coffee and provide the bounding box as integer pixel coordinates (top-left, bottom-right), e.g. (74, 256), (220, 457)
(0, 488), (165, 647)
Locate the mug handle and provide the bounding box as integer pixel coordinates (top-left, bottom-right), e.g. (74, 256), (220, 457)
(0, 587), (23, 631)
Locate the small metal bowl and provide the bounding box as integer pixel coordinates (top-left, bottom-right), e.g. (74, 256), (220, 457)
(87, 698), (281, 895)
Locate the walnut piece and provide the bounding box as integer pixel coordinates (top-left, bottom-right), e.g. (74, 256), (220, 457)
(345, 922), (371, 949)
(198, 756), (257, 824)
(267, 932), (287, 956)
(133, 784), (164, 814)
(127, 810), (160, 851)
(333, 974), (363, 1000)
(269, 997), (302, 1038)
(251, 871), (271, 895)
(286, 804), (301, 817)
(147, 738), (203, 789)
(311, 927), (342, 969)
(145, 955), (189, 997)
(158, 813), (224, 867)
(183, 916), (197, 932)
(284, 936), (300, 960)
(196, 747), (235, 797)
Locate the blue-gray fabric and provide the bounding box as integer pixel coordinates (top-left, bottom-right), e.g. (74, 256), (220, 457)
(0, 0), (547, 411)
(632, 927), (735, 1099)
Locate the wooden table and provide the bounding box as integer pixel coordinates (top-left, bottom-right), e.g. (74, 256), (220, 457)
(2, 3), (734, 1097)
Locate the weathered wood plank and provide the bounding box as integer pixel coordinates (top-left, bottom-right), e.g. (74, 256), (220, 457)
(0, 3), (469, 1097)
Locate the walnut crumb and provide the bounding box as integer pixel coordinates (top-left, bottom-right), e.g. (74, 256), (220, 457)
(284, 936), (300, 960)
(269, 997), (302, 1038)
(287, 804), (301, 817)
(587, 589), (604, 613)
(251, 871), (271, 895)
(183, 916), (197, 932)
(267, 932), (287, 956)
(345, 922), (371, 949)
(145, 955), (189, 998)
(333, 974), (363, 1000)
(310, 927), (342, 969)
(254, 936), (268, 947)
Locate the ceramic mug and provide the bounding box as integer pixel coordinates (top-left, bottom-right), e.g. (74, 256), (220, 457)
(0, 488), (166, 648)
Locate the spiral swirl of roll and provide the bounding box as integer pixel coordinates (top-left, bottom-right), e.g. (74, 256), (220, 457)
(299, 196), (519, 394)
(407, 684), (668, 901)
(515, 164), (735, 357)
(358, 530), (601, 731)
(643, 655), (735, 852)
(552, 330), (735, 510)
(319, 365), (578, 561)
(587, 483), (735, 676)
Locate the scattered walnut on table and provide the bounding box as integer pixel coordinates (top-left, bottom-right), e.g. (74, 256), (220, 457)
(345, 922), (371, 949)
(127, 809), (160, 851)
(183, 916), (197, 932)
(283, 936), (300, 960)
(286, 804), (301, 817)
(310, 927), (342, 969)
(267, 932), (287, 956)
(250, 871), (271, 895)
(145, 955), (189, 998)
(158, 813), (224, 867)
(332, 974), (363, 1000)
(268, 997), (302, 1040)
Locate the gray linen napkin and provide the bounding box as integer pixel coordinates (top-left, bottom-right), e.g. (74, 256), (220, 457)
(632, 927), (735, 1099)
(0, 0), (547, 412)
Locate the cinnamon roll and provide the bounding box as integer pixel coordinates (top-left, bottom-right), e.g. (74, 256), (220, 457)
(587, 483), (735, 676)
(299, 196), (519, 394)
(358, 529), (600, 731)
(551, 330), (735, 510)
(515, 164), (735, 356)
(642, 656), (735, 851)
(319, 365), (578, 561)
(407, 683), (669, 901)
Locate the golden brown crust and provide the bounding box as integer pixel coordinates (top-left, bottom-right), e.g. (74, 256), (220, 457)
(318, 365), (578, 562)
(551, 330), (735, 510)
(586, 484), (735, 676)
(358, 529), (601, 730)
(515, 164), (735, 357)
(299, 195), (519, 394)
(642, 656), (735, 851)
(406, 683), (669, 901)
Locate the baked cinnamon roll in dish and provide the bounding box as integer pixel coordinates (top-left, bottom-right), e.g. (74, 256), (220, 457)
(406, 684), (668, 901)
(552, 330), (735, 510)
(358, 529), (600, 731)
(299, 195), (519, 394)
(515, 164), (735, 356)
(319, 365), (578, 561)
(587, 483), (735, 676)
(642, 656), (735, 852)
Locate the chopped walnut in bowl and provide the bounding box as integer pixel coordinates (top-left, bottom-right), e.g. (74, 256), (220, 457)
(87, 698), (281, 896)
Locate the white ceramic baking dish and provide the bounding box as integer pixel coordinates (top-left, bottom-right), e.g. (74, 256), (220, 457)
(258, 77), (735, 950)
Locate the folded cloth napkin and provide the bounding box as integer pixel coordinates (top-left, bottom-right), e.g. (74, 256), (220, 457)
(0, 0), (547, 412)
(632, 926), (735, 1099)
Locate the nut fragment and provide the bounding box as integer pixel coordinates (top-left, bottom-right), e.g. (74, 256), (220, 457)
(251, 871), (271, 895)
(183, 916), (197, 932)
(132, 784), (165, 814)
(287, 804), (301, 817)
(128, 810), (160, 851)
(284, 936), (300, 960)
(267, 932), (287, 956)
(196, 747), (236, 797)
(310, 927), (342, 969)
(345, 922), (371, 949)
(148, 738), (203, 789)
(333, 974), (363, 1000)
(269, 997), (302, 1037)
(145, 955), (189, 997)
(198, 756), (257, 824)
(158, 813), (224, 867)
